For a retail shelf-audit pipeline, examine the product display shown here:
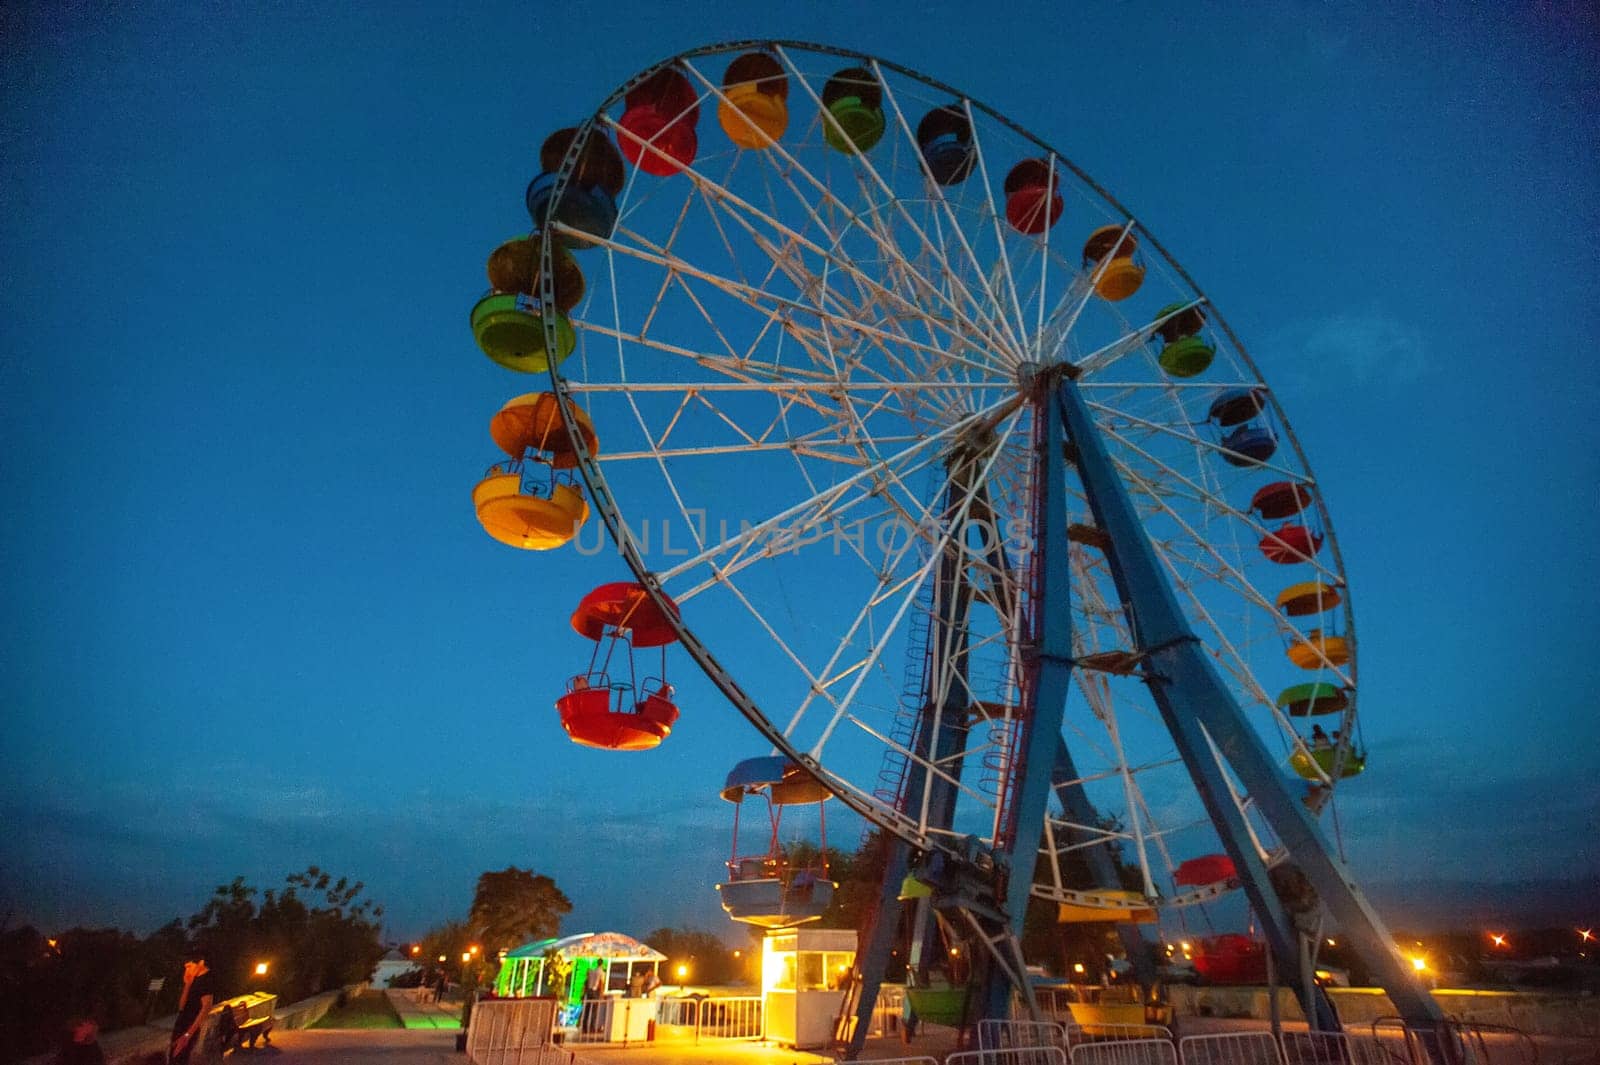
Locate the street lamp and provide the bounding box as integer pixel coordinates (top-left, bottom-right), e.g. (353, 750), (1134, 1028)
(254, 962), (269, 977)
(1410, 955), (1427, 973)
(1490, 933), (1507, 948)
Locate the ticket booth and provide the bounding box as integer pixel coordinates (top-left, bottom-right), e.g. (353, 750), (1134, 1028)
(761, 927), (856, 1049)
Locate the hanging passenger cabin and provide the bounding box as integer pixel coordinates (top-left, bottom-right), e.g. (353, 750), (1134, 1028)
(1081, 225), (1145, 301)
(472, 392), (598, 551)
(718, 52), (788, 148)
(916, 104), (976, 185)
(618, 67), (700, 175)
(525, 127), (625, 249)
(1249, 480), (1312, 520)
(1290, 746), (1366, 780)
(1003, 157), (1063, 235)
(716, 756), (836, 928)
(1275, 682), (1349, 717)
(820, 67), (886, 153)
(1153, 302), (1214, 377)
(1208, 388), (1276, 466)
(472, 235), (583, 373)
(557, 582), (683, 751)
(1258, 524), (1323, 564)
(1286, 628), (1351, 670)
(1173, 854), (1237, 889)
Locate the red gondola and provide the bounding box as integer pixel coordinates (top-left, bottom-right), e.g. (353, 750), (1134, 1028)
(1250, 481), (1313, 521)
(556, 582), (683, 750)
(1003, 158), (1064, 235)
(1192, 934), (1267, 984)
(1259, 524), (1324, 564)
(619, 67), (700, 176)
(1173, 854), (1237, 888)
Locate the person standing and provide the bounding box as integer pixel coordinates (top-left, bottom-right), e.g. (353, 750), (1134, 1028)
(168, 950), (215, 1065)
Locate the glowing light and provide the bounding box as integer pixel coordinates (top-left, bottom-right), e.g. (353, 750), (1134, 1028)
(1072, 963), (1086, 974)
(1325, 939), (1336, 947)
(438, 955), (447, 963)
(462, 952), (471, 964)
(1580, 929), (1595, 943)
(470, 945), (481, 955)
(411, 945), (421, 955)
(1490, 934), (1507, 948)
(676, 964), (688, 979)
(1410, 956), (1427, 972)
(254, 962), (269, 976)
(1179, 941), (1191, 951)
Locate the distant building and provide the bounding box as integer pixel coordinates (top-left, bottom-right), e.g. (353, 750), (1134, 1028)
(372, 948), (416, 988)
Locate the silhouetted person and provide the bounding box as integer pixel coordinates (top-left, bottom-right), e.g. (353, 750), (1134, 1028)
(1310, 724), (1331, 750)
(169, 950), (215, 1065)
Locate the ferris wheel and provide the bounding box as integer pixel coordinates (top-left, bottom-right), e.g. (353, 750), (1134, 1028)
(466, 39), (1444, 1049)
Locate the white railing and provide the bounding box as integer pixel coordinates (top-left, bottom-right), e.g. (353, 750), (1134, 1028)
(695, 995), (764, 1040)
(1071, 1038), (1180, 1065)
(948, 1046), (1069, 1065)
(465, 998), (559, 1065)
(1280, 1029), (1405, 1065)
(561, 994), (764, 1045)
(980, 1018), (1069, 1050)
(1179, 1032), (1285, 1065)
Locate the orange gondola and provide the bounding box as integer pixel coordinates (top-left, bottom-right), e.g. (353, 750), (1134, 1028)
(718, 52), (788, 148)
(1286, 629), (1351, 670)
(489, 392), (599, 468)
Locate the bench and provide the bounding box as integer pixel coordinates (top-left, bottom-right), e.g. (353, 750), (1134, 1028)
(218, 995), (274, 1052)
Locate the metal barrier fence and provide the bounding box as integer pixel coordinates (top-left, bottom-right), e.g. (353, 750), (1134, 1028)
(1070, 1025), (1176, 1047)
(980, 1019), (1070, 1050)
(560, 994), (764, 1046)
(948, 1046), (1070, 1065)
(1179, 1032), (1286, 1065)
(465, 998), (560, 1065)
(1375, 1018), (1539, 1065)
(1280, 1029), (1407, 1065)
(695, 995), (764, 1040)
(1070, 1038), (1181, 1065)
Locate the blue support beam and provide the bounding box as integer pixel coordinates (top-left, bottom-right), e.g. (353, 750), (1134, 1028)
(1054, 376), (1444, 1032)
(987, 388), (1076, 1019)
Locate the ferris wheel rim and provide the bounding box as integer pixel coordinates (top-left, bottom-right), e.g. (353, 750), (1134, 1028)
(529, 39), (1360, 899)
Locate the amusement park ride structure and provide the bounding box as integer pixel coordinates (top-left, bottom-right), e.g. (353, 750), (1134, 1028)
(464, 40), (1446, 1058)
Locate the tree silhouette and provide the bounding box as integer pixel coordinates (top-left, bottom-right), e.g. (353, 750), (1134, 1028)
(468, 868), (572, 954)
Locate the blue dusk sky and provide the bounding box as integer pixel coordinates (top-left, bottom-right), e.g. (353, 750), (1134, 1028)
(2, 3), (1597, 945)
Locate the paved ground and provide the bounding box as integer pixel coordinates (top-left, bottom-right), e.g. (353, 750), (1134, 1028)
(235, 1029), (460, 1064)
(230, 1017), (1600, 1065)
(383, 989), (463, 1030)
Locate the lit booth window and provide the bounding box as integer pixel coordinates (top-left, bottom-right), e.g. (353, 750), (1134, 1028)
(761, 927), (856, 1049)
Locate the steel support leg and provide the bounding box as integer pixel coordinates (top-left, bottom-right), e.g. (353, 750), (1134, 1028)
(1055, 377), (1443, 1031)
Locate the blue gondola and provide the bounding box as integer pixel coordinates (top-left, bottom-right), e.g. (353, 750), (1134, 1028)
(716, 755), (836, 929)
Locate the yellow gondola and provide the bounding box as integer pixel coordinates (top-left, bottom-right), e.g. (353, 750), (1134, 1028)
(718, 52), (788, 148)
(1286, 630), (1350, 670)
(1276, 581), (1342, 617)
(1289, 747), (1366, 780)
(1057, 890), (1156, 924)
(1081, 225), (1145, 301)
(473, 470), (589, 550)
